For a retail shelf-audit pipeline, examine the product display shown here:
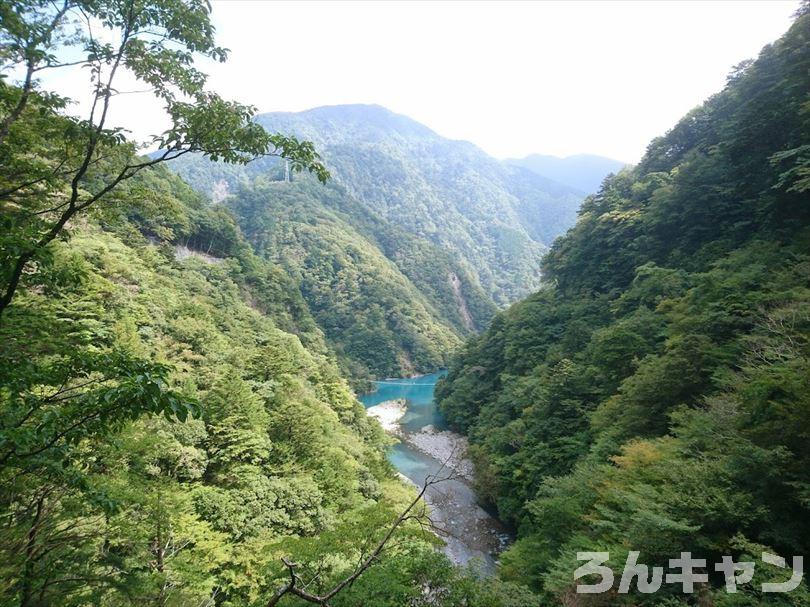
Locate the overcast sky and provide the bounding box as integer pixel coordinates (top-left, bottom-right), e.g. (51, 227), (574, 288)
(203, 0), (797, 162)
(42, 0), (799, 163)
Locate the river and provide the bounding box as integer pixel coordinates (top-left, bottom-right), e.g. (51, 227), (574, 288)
(359, 372), (510, 572)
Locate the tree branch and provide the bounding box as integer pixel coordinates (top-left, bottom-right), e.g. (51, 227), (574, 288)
(266, 467), (456, 606)
(0, 0), (71, 146)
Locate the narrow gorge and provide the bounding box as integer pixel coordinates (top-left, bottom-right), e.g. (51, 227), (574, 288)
(362, 373), (510, 570)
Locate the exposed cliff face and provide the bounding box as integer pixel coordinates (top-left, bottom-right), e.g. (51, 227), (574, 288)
(449, 272), (474, 332)
(211, 179), (230, 203)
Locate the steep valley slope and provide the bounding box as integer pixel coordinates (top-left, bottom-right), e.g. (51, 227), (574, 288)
(168, 104), (587, 380)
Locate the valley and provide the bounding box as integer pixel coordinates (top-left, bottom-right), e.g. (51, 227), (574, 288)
(1, 2), (807, 606)
(361, 373), (510, 571)
(166, 105), (600, 382)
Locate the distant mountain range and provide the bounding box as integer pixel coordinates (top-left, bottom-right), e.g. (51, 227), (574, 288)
(505, 153), (627, 194)
(166, 104), (601, 378)
(262, 106), (593, 299)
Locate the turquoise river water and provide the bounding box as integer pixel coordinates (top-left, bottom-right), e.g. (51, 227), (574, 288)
(359, 372), (509, 572)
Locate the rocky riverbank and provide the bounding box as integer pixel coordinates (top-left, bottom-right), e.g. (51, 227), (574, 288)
(366, 399), (407, 432)
(362, 376), (512, 571)
(367, 400), (475, 481)
(405, 425), (475, 482)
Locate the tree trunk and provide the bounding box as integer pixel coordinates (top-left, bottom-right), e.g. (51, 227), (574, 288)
(19, 496), (45, 607)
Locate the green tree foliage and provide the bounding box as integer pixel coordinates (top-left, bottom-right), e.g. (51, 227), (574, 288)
(165, 104), (592, 381)
(437, 11), (810, 604)
(0, 0), (327, 318)
(0, 161), (452, 604)
(167, 101), (587, 380)
(0, 174), (541, 602)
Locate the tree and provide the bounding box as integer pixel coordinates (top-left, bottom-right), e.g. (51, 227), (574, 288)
(0, 0), (329, 319)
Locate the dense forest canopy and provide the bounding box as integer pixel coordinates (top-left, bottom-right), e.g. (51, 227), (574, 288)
(225, 177), (488, 382)
(437, 7), (810, 605)
(171, 103), (585, 306)
(251, 104), (584, 305)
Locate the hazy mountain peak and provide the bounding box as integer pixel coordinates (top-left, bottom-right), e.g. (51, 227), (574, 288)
(505, 152), (627, 194)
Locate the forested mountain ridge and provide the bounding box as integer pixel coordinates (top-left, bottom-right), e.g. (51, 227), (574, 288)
(165, 172), (495, 383)
(260, 105), (586, 305)
(227, 176), (495, 381)
(169, 104), (586, 305)
(437, 8), (810, 605)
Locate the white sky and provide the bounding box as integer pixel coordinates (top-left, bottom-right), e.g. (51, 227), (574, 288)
(203, 0), (797, 162)
(39, 0), (799, 163)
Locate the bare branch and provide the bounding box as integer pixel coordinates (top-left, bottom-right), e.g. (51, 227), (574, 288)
(266, 467), (455, 607)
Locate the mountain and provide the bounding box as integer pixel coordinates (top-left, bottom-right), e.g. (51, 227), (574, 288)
(252, 105), (585, 304)
(226, 177), (491, 381)
(168, 105), (587, 305)
(167, 105), (586, 379)
(505, 153), (627, 193)
(437, 10), (810, 605)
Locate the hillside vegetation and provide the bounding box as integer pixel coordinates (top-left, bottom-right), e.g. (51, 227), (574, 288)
(228, 176), (503, 380)
(252, 105), (584, 304)
(437, 9), (810, 605)
(168, 105), (586, 379)
(173, 104), (583, 305)
(0, 161), (541, 606)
